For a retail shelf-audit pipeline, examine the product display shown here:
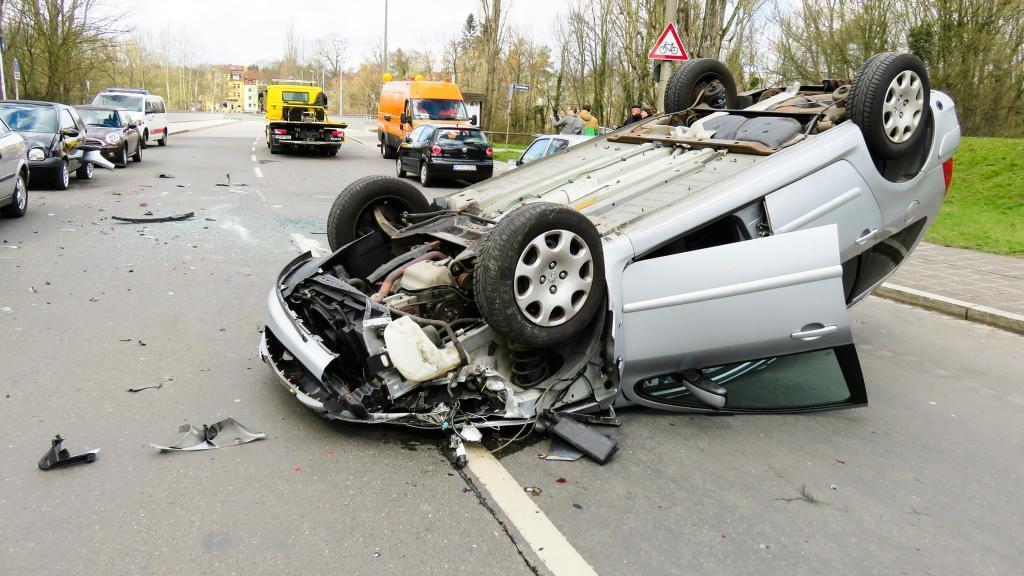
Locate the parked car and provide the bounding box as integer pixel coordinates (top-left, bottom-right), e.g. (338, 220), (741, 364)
(514, 134), (592, 167)
(75, 106), (142, 167)
(91, 88), (168, 148)
(0, 116), (30, 218)
(395, 124), (493, 186)
(0, 100), (94, 189)
(260, 53), (958, 441)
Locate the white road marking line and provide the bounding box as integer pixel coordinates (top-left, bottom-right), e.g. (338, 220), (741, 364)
(251, 154), (257, 162)
(346, 134), (376, 150)
(466, 445), (599, 576)
(253, 166), (264, 178)
(290, 233), (329, 257)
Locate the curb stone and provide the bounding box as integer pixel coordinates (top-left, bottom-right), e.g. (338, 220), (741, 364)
(876, 283), (1024, 335)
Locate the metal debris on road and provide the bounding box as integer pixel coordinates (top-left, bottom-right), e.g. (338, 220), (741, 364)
(111, 212), (195, 224)
(38, 435), (99, 470)
(149, 417), (266, 452)
(158, 173), (175, 179)
(524, 486), (542, 496)
(544, 437), (584, 462)
(127, 382), (163, 393)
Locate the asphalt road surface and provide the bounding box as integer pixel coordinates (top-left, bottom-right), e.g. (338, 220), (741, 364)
(1, 118), (1021, 575)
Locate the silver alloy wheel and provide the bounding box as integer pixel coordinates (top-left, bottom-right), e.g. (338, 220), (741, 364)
(61, 162), (69, 187)
(513, 229), (594, 327)
(396, 156), (403, 176)
(84, 162), (94, 179)
(121, 145), (128, 166)
(882, 70), (924, 144)
(420, 164), (428, 185)
(14, 176), (26, 210)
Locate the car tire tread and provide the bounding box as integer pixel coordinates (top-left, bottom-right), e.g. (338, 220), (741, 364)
(326, 175), (429, 251)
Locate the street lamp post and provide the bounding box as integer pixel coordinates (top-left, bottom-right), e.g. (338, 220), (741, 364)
(383, 0), (389, 74)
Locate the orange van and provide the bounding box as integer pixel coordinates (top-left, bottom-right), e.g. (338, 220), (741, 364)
(377, 79), (476, 158)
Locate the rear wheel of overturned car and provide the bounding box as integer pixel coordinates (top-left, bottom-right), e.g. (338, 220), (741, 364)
(474, 202), (606, 347)
(663, 58), (738, 113)
(326, 175), (430, 251)
(849, 52), (930, 160)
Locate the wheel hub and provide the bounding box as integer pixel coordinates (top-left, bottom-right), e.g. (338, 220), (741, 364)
(513, 229), (594, 327)
(882, 70), (924, 144)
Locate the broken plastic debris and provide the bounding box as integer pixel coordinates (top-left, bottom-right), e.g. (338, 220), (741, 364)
(458, 425), (483, 443)
(544, 437), (584, 462)
(127, 382), (163, 393)
(158, 173), (175, 178)
(524, 486), (542, 496)
(111, 212), (195, 224)
(149, 417), (266, 452)
(38, 434), (99, 470)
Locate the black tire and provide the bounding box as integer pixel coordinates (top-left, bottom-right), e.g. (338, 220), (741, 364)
(141, 130), (149, 148)
(380, 135), (397, 159)
(849, 52), (930, 159)
(326, 175), (429, 251)
(117, 144), (128, 168)
(474, 202), (606, 346)
(1, 173), (28, 218)
(76, 161), (94, 180)
(157, 130), (168, 146)
(395, 156), (407, 178)
(52, 160), (70, 190)
(269, 139), (280, 154)
(663, 58), (738, 113)
(326, 146), (339, 157)
(132, 141), (142, 163)
(418, 162), (433, 187)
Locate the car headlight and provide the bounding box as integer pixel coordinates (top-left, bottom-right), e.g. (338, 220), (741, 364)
(105, 132), (122, 145)
(27, 147), (46, 161)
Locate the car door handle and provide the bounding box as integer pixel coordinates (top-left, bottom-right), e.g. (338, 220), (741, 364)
(855, 228), (879, 245)
(791, 325), (838, 340)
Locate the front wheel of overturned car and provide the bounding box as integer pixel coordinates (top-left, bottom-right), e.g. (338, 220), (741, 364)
(663, 58), (738, 113)
(474, 202), (606, 347)
(326, 175), (430, 251)
(849, 52), (930, 160)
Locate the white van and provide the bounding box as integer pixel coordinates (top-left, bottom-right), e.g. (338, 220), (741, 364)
(92, 88), (169, 147)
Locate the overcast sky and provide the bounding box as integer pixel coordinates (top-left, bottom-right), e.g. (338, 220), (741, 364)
(126, 0), (559, 67)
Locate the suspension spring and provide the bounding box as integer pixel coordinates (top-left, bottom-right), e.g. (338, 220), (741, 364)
(510, 348), (550, 388)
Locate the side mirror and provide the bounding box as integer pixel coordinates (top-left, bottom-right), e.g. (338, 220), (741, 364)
(62, 128), (79, 138)
(470, 114), (478, 126)
(516, 159), (524, 166)
(400, 113), (411, 125)
(403, 136), (412, 143)
(507, 159), (517, 168)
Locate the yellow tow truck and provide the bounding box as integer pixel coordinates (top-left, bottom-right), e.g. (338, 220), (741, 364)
(264, 80), (347, 156)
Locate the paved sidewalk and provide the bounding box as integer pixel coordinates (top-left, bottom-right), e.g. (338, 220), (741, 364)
(879, 242), (1024, 333)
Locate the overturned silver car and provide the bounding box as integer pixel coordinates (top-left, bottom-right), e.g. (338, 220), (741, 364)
(260, 53), (959, 438)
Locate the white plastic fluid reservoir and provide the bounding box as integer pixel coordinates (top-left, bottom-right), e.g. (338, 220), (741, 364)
(383, 316), (461, 382)
(401, 259), (453, 290)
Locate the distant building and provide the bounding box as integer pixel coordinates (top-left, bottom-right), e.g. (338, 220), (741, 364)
(243, 80), (259, 113)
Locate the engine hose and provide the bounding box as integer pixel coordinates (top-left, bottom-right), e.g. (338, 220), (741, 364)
(371, 251), (446, 301)
(510, 348), (550, 388)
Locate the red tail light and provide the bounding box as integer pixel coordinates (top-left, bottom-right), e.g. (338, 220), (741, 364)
(330, 129), (344, 138)
(942, 157), (954, 195)
(272, 128), (288, 135)
(485, 147), (493, 157)
(430, 145), (442, 156)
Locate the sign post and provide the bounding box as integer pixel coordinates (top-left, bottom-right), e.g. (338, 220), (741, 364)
(0, 35), (6, 101)
(12, 58), (20, 100)
(504, 83), (530, 149)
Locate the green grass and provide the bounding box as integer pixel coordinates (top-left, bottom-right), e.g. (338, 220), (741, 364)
(493, 149), (522, 163)
(926, 136), (1024, 257)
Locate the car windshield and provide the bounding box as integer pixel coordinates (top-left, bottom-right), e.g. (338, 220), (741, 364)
(436, 128), (488, 145)
(0, 106), (56, 133)
(92, 93), (145, 112)
(412, 99), (469, 121)
(77, 108), (122, 128)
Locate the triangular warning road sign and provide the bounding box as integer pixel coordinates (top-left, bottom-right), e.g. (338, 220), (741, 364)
(648, 23), (689, 61)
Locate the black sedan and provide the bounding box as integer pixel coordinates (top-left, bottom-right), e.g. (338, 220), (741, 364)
(395, 125), (493, 187)
(0, 100), (90, 190)
(75, 106), (142, 167)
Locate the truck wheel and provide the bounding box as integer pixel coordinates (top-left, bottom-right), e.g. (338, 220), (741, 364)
(474, 202), (606, 347)
(326, 176), (429, 251)
(380, 135), (397, 159)
(664, 59), (737, 113)
(849, 52), (930, 160)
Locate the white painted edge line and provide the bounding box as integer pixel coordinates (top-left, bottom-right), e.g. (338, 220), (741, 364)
(466, 445), (599, 576)
(251, 154), (257, 162)
(253, 166), (264, 178)
(290, 233), (330, 257)
(251, 146), (256, 153)
(346, 134), (376, 150)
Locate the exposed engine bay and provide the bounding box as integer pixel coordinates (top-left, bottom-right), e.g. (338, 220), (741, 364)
(262, 212), (612, 432)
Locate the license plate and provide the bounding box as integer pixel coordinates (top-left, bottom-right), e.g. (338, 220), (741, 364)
(453, 165), (476, 171)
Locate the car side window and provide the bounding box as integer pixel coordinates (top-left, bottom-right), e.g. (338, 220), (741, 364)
(145, 98), (155, 114)
(520, 138), (551, 163)
(59, 109), (77, 131)
(155, 99), (165, 114)
(419, 127), (435, 143)
(547, 139), (570, 156)
(408, 126), (424, 142)
(0, 117), (10, 136)
(403, 100), (411, 120)
(119, 111), (131, 127)
(69, 108), (86, 131)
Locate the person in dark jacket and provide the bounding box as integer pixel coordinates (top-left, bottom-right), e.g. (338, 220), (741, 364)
(621, 104), (644, 127)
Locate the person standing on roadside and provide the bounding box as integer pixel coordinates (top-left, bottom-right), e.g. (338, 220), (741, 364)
(552, 106), (584, 135)
(621, 104), (644, 127)
(579, 104), (600, 135)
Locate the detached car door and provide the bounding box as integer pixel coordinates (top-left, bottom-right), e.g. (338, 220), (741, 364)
(619, 224), (866, 413)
